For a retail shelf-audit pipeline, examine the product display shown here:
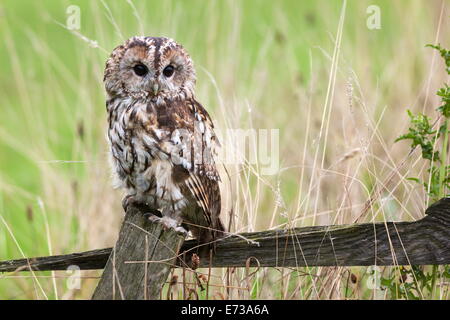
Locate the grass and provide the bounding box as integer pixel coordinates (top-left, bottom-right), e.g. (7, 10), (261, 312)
(0, 0), (449, 299)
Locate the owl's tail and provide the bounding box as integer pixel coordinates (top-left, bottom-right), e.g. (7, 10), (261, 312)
(212, 216), (226, 241)
(186, 213), (225, 261)
(193, 215), (225, 245)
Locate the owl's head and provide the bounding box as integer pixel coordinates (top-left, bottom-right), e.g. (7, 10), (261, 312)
(104, 36), (196, 99)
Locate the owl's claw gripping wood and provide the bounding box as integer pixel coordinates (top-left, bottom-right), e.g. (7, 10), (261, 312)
(123, 195), (162, 217)
(122, 194), (137, 212)
(147, 215), (189, 236)
(142, 211), (160, 219)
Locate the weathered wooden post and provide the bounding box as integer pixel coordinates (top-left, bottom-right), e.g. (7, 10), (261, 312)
(91, 205), (186, 300)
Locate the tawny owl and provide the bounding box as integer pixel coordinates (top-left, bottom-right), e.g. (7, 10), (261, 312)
(104, 36), (225, 245)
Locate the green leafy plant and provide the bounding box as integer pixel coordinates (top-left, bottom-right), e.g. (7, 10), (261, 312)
(385, 44), (450, 299)
(395, 44), (450, 202)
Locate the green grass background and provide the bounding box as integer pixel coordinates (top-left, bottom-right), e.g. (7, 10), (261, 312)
(0, 0), (449, 299)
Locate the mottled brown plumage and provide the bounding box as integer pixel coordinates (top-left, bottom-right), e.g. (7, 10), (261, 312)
(104, 36), (224, 244)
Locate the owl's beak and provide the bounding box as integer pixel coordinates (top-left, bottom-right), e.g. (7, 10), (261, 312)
(152, 83), (159, 95)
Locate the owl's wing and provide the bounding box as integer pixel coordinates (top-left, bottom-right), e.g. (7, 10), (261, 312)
(186, 100), (223, 228)
(179, 100), (224, 240)
(147, 98), (224, 240)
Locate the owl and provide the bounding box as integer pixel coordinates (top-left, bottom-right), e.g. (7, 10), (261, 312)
(104, 36), (225, 246)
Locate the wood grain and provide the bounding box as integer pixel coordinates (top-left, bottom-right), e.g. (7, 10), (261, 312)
(91, 206), (186, 300)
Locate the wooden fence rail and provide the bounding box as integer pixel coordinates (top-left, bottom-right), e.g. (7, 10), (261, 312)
(1, 197), (450, 271)
(1, 198), (450, 299)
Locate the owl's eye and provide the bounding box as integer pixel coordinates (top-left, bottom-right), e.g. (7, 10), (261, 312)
(133, 64), (148, 76)
(163, 65), (175, 77)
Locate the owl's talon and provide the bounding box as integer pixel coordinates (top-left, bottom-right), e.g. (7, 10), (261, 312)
(122, 195), (136, 212)
(148, 215), (188, 236)
(174, 225), (189, 236)
(123, 195), (162, 217)
(143, 209), (162, 219)
(143, 212), (156, 220)
(147, 214), (161, 223)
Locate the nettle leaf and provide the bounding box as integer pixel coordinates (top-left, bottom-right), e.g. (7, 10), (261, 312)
(437, 84), (450, 117)
(444, 266), (450, 279)
(427, 44), (450, 74)
(395, 110), (439, 161)
(380, 277), (394, 287)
